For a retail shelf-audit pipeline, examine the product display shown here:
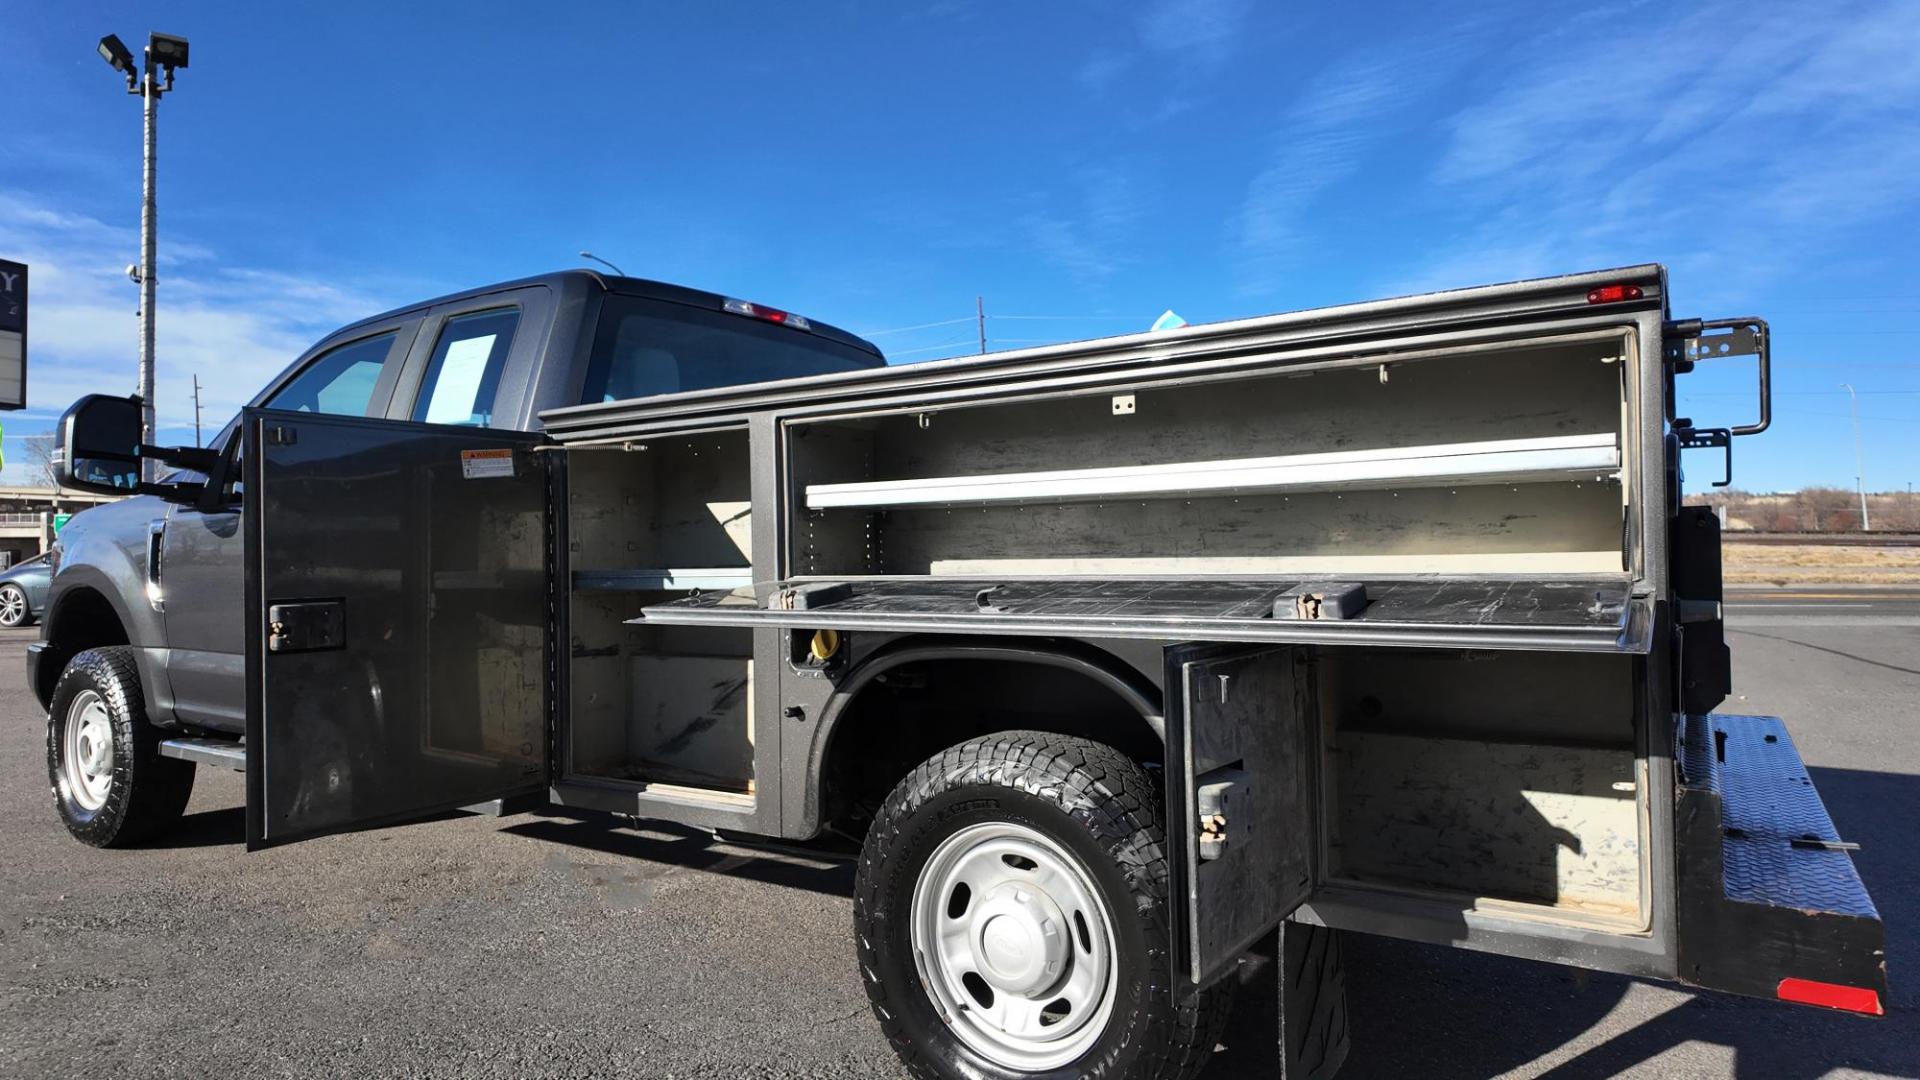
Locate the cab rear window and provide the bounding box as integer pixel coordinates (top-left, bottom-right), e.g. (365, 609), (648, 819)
(581, 298), (878, 404)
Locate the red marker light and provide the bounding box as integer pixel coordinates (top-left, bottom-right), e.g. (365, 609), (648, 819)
(1586, 284), (1644, 304)
(1777, 977), (1884, 1016)
(724, 297), (812, 331)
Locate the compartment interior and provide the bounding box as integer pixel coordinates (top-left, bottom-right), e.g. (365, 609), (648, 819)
(565, 431), (756, 794)
(788, 334), (1632, 578)
(1315, 647), (1645, 926)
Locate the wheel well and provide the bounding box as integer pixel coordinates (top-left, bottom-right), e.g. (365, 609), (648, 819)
(818, 648), (1163, 834)
(37, 587), (130, 708)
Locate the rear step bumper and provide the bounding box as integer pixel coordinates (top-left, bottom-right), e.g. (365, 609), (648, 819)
(1676, 713), (1886, 1014)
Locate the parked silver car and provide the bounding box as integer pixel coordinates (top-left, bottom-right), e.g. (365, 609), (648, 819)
(0, 552), (51, 627)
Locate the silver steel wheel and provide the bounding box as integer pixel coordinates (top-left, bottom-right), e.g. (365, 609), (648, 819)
(0, 585), (25, 627)
(62, 689), (116, 812)
(909, 821), (1120, 1071)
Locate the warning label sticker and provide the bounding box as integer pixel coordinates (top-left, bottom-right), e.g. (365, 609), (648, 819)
(460, 448), (516, 479)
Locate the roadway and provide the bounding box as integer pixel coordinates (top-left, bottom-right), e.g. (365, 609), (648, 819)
(0, 591), (1913, 1078)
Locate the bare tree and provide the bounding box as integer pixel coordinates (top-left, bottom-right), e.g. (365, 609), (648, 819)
(22, 433), (59, 490)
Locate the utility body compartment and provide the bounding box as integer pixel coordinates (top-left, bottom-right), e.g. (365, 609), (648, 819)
(238, 264), (1884, 1020)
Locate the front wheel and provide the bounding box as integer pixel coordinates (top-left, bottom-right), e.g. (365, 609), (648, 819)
(46, 647), (195, 847)
(0, 583), (30, 627)
(855, 732), (1230, 1080)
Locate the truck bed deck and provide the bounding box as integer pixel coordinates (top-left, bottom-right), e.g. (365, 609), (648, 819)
(637, 575), (1650, 653)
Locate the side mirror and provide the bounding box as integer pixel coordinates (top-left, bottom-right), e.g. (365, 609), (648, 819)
(54, 394), (144, 495)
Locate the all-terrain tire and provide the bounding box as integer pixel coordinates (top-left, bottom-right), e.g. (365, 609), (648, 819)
(854, 731), (1232, 1080)
(46, 646), (195, 847)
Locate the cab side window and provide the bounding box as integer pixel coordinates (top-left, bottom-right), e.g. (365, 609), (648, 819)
(412, 308), (520, 426)
(266, 331), (396, 415)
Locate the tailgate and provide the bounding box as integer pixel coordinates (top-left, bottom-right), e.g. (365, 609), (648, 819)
(1676, 713), (1887, 1015)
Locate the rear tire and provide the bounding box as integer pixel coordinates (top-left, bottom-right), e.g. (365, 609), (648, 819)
(46, 647), (194, 847)
(855, 732), (1231, 1080)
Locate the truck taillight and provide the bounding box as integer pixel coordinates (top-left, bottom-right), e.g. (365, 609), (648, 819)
(1586, 284), (1643, 304)
(723, 297), (811, 331)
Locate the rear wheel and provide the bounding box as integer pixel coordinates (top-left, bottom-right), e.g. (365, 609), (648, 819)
(46, 647), (194, 847)
(855, 732), (1230, 1080)
(0, 583), (29, 627)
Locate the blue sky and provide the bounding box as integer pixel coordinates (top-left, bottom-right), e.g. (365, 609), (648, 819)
(4, 1), (1918, 494)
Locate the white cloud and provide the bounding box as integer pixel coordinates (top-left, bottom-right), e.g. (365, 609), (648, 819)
(0, 189), (406, 480)
(1230, 24), (1489, 297)
(1393, 1), (1920, 304)
(1137, 0), (1253, 69)
(1018, 164), (1148, 286)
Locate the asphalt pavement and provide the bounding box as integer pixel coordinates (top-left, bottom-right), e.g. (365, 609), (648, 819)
(0, 592), (1914, 1079)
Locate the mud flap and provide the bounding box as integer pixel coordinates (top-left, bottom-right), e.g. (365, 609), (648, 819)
(1280, 921), (1350, 1080)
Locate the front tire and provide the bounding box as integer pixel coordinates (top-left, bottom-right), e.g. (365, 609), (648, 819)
(46, 647), (195, 847)
(855, 732), (1230, 1080)
(0, 583), (29, 627)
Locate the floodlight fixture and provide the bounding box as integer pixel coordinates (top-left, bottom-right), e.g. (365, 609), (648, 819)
(97, 34), (137, 79)
(148, 32), (189, 70)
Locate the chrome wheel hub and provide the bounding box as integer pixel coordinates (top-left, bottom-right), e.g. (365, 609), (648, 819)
(63, 689), (115, 811)
(909, 821), (1118, 1071)
(0, 587), (24, 626)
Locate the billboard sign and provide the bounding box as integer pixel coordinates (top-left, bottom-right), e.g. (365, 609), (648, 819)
(0, 258), (24, 410)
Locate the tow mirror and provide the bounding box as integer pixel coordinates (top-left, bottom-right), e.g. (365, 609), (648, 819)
(53, 394), (220, 504)
(54, 394), (143, 495)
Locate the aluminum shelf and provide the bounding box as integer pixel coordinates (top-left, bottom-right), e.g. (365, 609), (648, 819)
(804, 432), (1620, 510)
(572, 568), (753, 591)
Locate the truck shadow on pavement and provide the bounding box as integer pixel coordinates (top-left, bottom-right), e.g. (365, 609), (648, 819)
(503, 816), (858, 898)
(151, 761), (1908, 1078)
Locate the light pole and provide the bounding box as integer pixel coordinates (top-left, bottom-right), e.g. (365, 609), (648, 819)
(97, 32), (189, 480)
(1840, 382), (1869, 531)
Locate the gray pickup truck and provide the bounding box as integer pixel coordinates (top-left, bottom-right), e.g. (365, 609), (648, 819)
(30, 270), (881, 841)
(38, 264), (1887, 1080)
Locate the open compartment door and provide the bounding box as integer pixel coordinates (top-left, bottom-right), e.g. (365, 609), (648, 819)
(1164, 644), (1316, 988)
(243, 410), (551, 850)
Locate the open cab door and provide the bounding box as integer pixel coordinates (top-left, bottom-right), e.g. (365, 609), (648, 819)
(242, 409), (551, 850)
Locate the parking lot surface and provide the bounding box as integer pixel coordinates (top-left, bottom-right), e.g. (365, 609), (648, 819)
(0, 591), (1913, 1078)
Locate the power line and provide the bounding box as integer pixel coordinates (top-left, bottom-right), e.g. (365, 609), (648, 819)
(883, 339), (977, 358)
(991, 314), (1143, 322)
(855, 316), (978, 338)
(1685, 389), (1920, 397)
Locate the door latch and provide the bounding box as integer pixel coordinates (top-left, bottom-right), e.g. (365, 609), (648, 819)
(266, 600), (345, 653)
(1195, 767), (1248, 862)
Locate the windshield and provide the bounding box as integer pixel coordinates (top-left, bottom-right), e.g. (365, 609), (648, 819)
(580, 297), (880, 404)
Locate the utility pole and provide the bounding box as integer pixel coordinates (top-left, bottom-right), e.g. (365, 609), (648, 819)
(1840, 382), (1869, 531)
(191, 372), (202, 446)
(977, 296), (987, 355)
(97, 32), (190, 480)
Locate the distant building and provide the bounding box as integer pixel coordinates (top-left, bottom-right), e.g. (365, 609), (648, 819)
(0, 485), (120, 566)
